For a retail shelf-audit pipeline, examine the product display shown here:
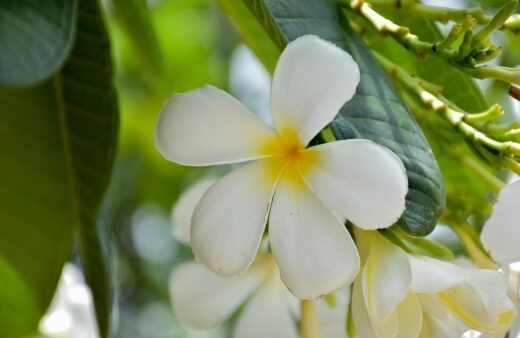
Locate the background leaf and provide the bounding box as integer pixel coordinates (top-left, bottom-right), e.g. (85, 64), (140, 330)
(217, 0), (280, 74)
(111, 0), (164, 91)
(0, 0), (78, 86)
(241, 0), (445, 236)
(0, 0), (118, 336)
(351, 10), (495, 223)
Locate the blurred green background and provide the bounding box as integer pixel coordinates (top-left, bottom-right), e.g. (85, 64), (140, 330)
(102, 0), (237, 336)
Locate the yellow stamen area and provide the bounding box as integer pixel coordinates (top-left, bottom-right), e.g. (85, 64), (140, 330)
(275, 147), (320, 188)
(257, 126), (321, 188)
(277, 125), (305, 150)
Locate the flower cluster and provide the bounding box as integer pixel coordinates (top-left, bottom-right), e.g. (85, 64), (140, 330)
(353, 230), (516, 338)
(156, 35), (519, 337)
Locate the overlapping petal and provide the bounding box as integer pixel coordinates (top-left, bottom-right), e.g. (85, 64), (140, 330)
(419, 307), (469, 338)
(361, 230), (412, 323)
(352, 275), (379, 338)
(366, 293), (423, 338)
(191, 159), (282, 276)
(393, 294), (423, 338)
(155, 85), (283, 166)
(301, 140), (408, 230)
(440, 270), (517, 334)
(316, 287), (350, 338)
(233, 265), (299, 338)
(171, 177), (216, 245)
(408, 255), (464, 293)
(169, 262), (262, 329)
(269, 171), (360, 300)
(270, 35), (360, 147)
(480, 180), (520, 264)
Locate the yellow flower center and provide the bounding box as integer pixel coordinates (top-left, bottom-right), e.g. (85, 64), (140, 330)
(258, 126), (320, 187)
(284, 145), (303, 163)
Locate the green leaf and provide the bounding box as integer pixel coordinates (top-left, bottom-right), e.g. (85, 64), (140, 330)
(354, 11), (494, 223)
(217, 0), (280, 74)
(0, 0), (117, 337)
(356, 12), (489, 112)
(0, 0), (78, 86)
(111, 0), (164, 89)
(242, 0), (445, 236)
(383, 228), (454, 260)
(476, 0), (512, 7)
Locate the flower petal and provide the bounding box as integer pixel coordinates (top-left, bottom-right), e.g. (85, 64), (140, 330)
(155, 85), (283, 166)
(393, 293), (423, 338)
(440, 269), (517, 335)
(270, 35), (360, 147)
(169, 262), (262, 329)
(416, 293), (453, 323)
(362, 230), (412, 323)
(191, 159), (281, 276)
(371, 310), (399, 338)
(352, 276), (380, 338)
(480, 180), (520, 264)
(302, 139), (407, 230)
(233, 264), (299, 338)
(317, 287), (350, 338)
(269, 172), (360, 300)
(408, 255), (464, 293)
(419, 306), (470, 338)
(171, 178), (217, 245)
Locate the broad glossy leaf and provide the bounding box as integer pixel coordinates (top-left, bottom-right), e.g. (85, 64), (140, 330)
(242, 0), (445, 236)
(355, 11), (494, 222)
(0, 0), (78, 86)
(0, 1), (117, 337)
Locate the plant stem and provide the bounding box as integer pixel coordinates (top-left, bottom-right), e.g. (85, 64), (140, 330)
(461, 155), (505, 193)
(300, 300), (323, 338)
(374, 51), (520, 159)
(451, 221), (498, 269)
(366, 0), (488, 24)
(340, 0), (520, 84)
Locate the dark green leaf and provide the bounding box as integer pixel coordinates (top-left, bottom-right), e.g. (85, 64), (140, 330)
(0, 0), (78, 86)
(0, 0), (117, 337)
(242, 0), (445, 236)
(353, 11), (494, 223)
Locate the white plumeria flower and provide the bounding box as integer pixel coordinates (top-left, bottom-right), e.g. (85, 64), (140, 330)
(352, 230), (516, 338)
(170, 253), (300, 338)
(170, 180), (300, 337)
(480, 179), (520, 338)
(481, 180), (520, 265)
(155, 34), (408, 299)
(171, 177), (218, 245)
(170, 178), (354, 338)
